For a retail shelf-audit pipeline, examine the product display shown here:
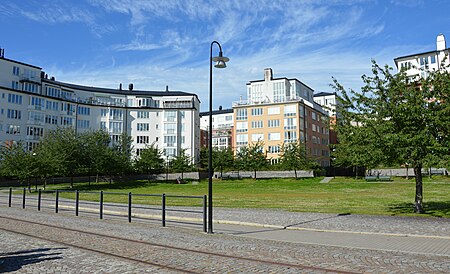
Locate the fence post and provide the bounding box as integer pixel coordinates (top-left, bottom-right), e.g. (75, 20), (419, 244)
(22, 188), (26, 209)
(162, 193), (166, 227)
(75, 190), (79, 216)
(38, 189), (41, 211)
(99, 191), (103, 219)
(55, 190), (59, 213)
(128, 192), (132, 223)
(8, 188), (12, 207)
(203, 195), (207, 233)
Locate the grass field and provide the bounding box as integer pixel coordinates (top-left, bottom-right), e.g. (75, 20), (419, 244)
(32, 176), (450, 218)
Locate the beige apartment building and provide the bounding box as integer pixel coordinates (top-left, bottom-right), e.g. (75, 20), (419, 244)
(233, 68), (330, 166)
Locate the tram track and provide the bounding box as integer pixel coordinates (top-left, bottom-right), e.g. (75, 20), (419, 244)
(0, 215), (359, 273)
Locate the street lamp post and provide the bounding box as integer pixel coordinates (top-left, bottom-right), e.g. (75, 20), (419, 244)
(208, 41), (229, 234)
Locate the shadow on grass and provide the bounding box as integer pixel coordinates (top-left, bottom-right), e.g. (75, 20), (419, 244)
(389, 201), (450, 218)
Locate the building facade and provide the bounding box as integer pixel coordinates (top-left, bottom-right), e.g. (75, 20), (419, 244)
(313, 91), (339, 144)
(394, 33), (450, 77)
(199, 107), (234, 150)
(232, 68), (330, 166)
(0, 53), (200, 162)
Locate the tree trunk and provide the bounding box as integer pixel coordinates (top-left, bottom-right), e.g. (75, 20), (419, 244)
(254, 169), (257, 179)
(220, 166), (223, 180)
(406, 166), (409, 180)
(413, 165), (425, 214)
(96, 173), (99, 184)
(294, 169), (297, 179)
(43, 178), (47, 190)
(70, 176), (74, 188)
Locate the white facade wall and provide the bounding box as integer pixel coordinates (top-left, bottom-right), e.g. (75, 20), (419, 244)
(0, 56), (200, 163)
(395, 33), (450, 78)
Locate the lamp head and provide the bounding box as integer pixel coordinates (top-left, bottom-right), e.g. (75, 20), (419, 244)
(212, 51), (229, 68)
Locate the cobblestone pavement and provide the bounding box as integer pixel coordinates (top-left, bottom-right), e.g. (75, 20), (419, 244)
(1, 207), (450, 273)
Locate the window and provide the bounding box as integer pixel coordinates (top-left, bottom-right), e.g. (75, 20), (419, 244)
(61, 117), (73, 126)
(251, 133), (264, 141)
(225, 115), (232, 121)
(137, 123), (149, 131)
(136, 136), (149, 144)
(7, 109), (21, 119)
(109, 122), (123, 133)
(273, 82), (285, 102)
(164, 111), (177, 122)
(100, 122), (107, 130)
(430, 55), (436, 64)
(284, 118), (297, 130)
(251, 121), (263, 128)
(311, 112), (317, 120)
(236, 109), (247, 120)
(77, 106), (90, 116)
(268, 146), (280, 153)
(101, 109), (108, 117)
(268, 119), (280, 128)
(11, 81), (19, 90)
(164, 123), (176, 134)
(46, 101), (59, 111)
(251, 108), (263, 116)
(284, 105), (296, 116)
(268, 107), (280, 115)
(109, 109), (123, 120)
(29, 112), (44, 123)
(284, 131), (297, 142)
(12, 66), (20, 76)
(236, 134), (248, 145)
(6, 124), (21, 135)
(77, 120), (90, 129)
(268, 132), (280, 141)
(45, 115), (58, 125)
(137, 111), (150, 119)
(7, 94), (22, 104)
(164, 136), (177, 147)
(236, 122), (248, 133)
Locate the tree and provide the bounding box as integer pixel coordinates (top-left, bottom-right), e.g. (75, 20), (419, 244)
(79, 130), (111, 183)
(171, 149), (193, 180)
(38, 127), (82, 188)
(280, 141), (316, 178)
(0, 142), (37, 189)
(213, 147), (234, 179)
(134, 143), (164, 182)
(235, 141), (267, 179)
(333, 60), (450, 213)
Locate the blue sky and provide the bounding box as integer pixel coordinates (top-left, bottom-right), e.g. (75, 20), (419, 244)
(1, 0), (449, 111)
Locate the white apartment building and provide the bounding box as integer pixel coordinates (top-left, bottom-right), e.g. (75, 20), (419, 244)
(199, 107), (234, 150)
(394, 33), (450, 77)
(233, 68), (330, 166)
(0, 52), (200, 162)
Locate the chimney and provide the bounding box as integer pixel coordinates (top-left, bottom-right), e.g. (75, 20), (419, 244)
(128, 83), (133, 91)
(437, 33), (446, 51)
(219, 105), (222, 111)
(119, 83), (122, 90)
(40, 71), (45, 78)
(51, 76), (55, 81)
(264, 68), (273, 81)
(166, 85), (169, 92)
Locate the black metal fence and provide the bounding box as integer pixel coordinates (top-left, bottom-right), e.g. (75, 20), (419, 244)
(1, 188), (207, 232)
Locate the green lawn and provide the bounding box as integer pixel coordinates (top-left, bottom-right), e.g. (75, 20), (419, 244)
(17, 176), (450, 218)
